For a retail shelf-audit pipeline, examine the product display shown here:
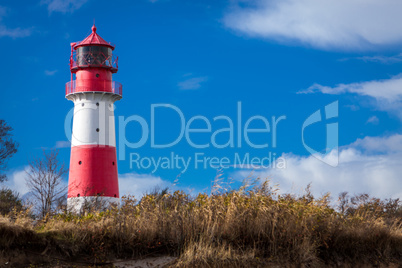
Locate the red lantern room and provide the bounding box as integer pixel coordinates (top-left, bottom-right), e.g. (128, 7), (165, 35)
(66, 25), (122, 96)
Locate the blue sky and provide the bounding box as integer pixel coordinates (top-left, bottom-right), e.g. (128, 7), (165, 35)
(2, 0), (402, 199)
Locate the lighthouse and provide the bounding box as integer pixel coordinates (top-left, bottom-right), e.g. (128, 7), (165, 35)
(66, 25), (121, 212)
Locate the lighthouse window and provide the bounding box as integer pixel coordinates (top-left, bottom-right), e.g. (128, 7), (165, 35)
(96, 73), (100, 78)
(82, 103), (85, 107)
(79, 161), (82, 165)
(96, 102), (99, 106)
(96, 128), (99, 132)
(112, 161), (115, 165)
(77, 194), (80, 197)
(114, 194), (117, 197)
(76, 46), (112, 67)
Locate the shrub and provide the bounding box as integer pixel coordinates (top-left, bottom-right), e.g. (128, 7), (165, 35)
(0, 187), (22, 215)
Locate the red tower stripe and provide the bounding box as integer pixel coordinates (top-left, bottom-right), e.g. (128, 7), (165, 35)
(68, 145), (119, 198)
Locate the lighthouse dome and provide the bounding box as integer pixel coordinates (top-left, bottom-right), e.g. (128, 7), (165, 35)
(74, 24), (115, 50)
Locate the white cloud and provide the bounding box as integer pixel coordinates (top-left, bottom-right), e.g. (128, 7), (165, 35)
(303, 75), (402, 101)
(45, 70), (58, 76)
(232, 134), (402, 199)
(301, 74), (402, 119)
(0, 25), (31, 38)
(41, 0), (88, 14)
(355, 53), (402, 64)
(345, 104), (360, 111)
(178, 76), (208, 90)
(3, 168), (30, 196)
(223, 0), (402, 50)
(0, 6), (31, 38)
(118, 172), (173, 198)
(350, 134), (402, 154)
(366, 116), (379, 125)
(54, 141), (70, 148)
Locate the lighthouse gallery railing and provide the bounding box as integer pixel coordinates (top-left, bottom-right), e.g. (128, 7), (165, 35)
(65, 80), (122, 96)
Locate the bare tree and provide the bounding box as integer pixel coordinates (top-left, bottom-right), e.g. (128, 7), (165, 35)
(338, 191), (350, 215)
(25, 149), (68, 218)
(0, 120), (18, 182)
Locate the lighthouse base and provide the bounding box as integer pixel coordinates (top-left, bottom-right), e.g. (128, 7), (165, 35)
(67, 196), (120, 214)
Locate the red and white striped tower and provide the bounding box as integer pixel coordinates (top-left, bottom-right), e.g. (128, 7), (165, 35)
(65, 25), (122, 212)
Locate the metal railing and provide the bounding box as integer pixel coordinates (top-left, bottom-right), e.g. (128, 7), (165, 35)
(70, 51), (119, 72)
(65, 80), (122, 96)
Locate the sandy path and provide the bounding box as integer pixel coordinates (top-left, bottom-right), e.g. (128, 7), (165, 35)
(113, 256), (177, 268)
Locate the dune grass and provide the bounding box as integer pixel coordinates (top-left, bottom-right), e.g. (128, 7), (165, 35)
(0, 180), (401, 267)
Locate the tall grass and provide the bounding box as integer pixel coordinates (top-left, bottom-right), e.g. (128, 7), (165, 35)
(1, 180), (401, 267)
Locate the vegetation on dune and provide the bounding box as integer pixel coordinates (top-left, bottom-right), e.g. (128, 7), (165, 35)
(0, 180), (401, 267)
